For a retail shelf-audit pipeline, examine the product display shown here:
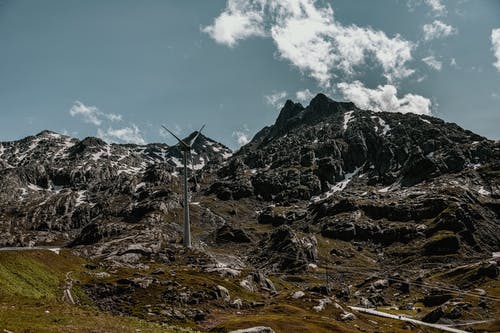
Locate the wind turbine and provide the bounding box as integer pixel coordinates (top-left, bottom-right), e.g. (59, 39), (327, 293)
(161, 124), (205, 248)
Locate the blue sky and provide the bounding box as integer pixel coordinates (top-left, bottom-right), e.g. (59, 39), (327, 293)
(0, 0), (499, 149)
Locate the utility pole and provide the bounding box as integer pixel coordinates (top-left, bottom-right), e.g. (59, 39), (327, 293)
(161, 124), (205, 248)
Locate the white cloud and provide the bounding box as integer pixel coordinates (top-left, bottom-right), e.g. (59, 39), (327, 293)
(201, 1), (266, 47)
(204, 0), (414, 86)
(422, 20), (456, 41)
(492, 28), (500, 72)
(69, 101), (102, 126)
(97, 125), (146, 145)
(422, 55), (442, 71)
(424, 0), (446, 16)
(295, 89), (315, 104)
(337, 81), (432, 115)
(265, 91), (287, 109)
(105, 113), (123, 122)
(232, 130), (250, 146)
(69, 101), (146, 145)
(69, 101), (122, 126)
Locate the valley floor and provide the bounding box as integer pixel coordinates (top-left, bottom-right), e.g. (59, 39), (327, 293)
(0, 248), (498, 333)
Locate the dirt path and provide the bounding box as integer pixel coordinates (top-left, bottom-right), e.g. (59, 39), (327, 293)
(349, 306), (471, 333)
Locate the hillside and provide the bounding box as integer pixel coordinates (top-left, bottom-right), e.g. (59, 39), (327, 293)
(0, 93), (498, 332)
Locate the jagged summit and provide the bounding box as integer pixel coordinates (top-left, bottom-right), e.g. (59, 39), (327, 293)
(35, 129), (64, 137)
(255, 93), (361, 144)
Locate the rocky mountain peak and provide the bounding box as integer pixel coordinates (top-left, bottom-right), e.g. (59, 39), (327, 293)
(35, 129), (62, 138)
(70, 136), (107, 156)
(262, 94), (360, 143)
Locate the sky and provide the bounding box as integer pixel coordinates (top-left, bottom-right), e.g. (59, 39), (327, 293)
(0, 0), (499, 150)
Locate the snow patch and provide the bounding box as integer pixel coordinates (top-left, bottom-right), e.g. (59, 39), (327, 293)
(311, 166), (362, 202)
(27, 183), (44, 191)
(343, 111), (355, 130)
(378, 186), (391, 193)
(91, 149), (105, 162)
(170, 157), (183, 168)
(378, 117), (390, 135)
(135, 182), (146, 190)
(75, 190), (86, 206)
(222, 151), (233, 159)
(478, 186), (490, 196)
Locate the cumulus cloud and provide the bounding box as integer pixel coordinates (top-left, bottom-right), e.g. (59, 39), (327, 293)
(69, 101), (122, 126)
(233, 131), (250, 145)
(203, 0), (414, 86)
(424, 0), (446, 16)
(201, 1), (266, 47)
(422, 55), (442, 71)
(97, 125), (146, 145)
(492, 28), (500, 72)
(265, 91), (288, 109)
(422, 20), (456, 41)
(70, 101), (145, 145)
(295, 89), (315, 104)
(231, 124), (251, 147)
(69, 101), (102, 126)
(337, 81), (432, 115)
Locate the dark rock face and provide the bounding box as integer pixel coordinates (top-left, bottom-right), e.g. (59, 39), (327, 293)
(214, 224), (252, 244)
(424, 231), (460, 255)
(252, 225), (317, 273)
(321, 221), (356, 241)
(422, 292), (454, 307)
(421, 306), (446, 323)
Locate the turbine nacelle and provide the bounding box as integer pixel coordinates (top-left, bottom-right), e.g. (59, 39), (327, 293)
(161, 124), (206, 150)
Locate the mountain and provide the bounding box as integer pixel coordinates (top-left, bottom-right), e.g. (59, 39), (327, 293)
(0, 129), (231, 247)
(0, 94), (498, 332)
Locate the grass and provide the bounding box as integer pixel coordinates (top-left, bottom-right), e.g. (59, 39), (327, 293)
(0, 249), (85, 300)
(0, 301), (196, 333)
(0, 249), (199, 333)
(213, 302), (357, 333)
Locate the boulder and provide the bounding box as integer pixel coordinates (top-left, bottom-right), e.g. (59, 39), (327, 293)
(252, 226), (318, 273)
(424, 231), (460, 255)
(321, 221), (356, 241)
(214, 224), (252, 244)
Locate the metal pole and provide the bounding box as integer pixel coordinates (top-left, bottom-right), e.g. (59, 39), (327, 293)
(183, 149), (191, 248)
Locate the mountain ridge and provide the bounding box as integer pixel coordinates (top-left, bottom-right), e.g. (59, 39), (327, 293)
(0, 93), (499, 332)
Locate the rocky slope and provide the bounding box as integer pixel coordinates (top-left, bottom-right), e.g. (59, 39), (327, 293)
(0, 94), (498, 332)
(0, 130), (231, 252)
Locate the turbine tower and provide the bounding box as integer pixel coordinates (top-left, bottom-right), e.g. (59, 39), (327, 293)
(161, 124), (205, 248)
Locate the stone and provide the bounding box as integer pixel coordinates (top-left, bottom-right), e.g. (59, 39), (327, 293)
(424, 231), (460, 255)
(215, 285), (230, 302)
(214, 224), (252, 244)
(291, 291), (305, 299)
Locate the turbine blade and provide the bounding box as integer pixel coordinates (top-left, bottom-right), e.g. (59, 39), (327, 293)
(161, 125), (189, 148)
(188, 124), (206, 146)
